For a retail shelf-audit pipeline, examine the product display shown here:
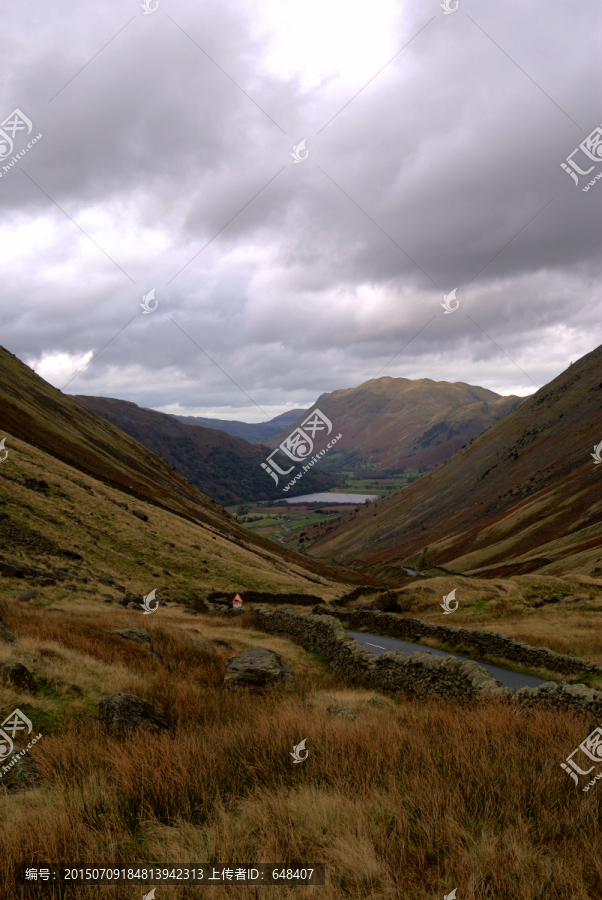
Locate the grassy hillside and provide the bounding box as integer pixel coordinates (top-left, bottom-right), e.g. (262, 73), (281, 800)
(264, 376), (523, 473)
(0, 433), (347, 606)
(2, 595), (602, 899)
(73, 396), (343, 504)
(308, 344), (602, 581)
(0, 345), (357, 590)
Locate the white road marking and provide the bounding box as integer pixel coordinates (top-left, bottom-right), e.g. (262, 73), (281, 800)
(366, 642), (386, 649)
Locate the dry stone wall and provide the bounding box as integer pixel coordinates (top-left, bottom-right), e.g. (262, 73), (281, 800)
(252, 605), (602, 719)
(313, 605), (602, 678)
(252, 605), (501, 701)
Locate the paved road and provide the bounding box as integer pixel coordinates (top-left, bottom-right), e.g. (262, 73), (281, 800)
(347, 629), (547, 690)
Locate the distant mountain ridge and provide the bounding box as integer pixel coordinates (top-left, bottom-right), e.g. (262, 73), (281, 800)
(73, 397), (342, 504)
(171, 409), (307, 442)
(264, 377), (524, 472)
(309, 347), (602, 580)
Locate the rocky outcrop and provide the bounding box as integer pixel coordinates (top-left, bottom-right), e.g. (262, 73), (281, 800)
(312, 605), (602, 678)
(0, 661), (36, 693)
(98, 692), (168, 732)
(111, 628), (151, 644)
(190, 637), (233, 653)
(0, 617), (15, 643)
(223, 647), (295, 691)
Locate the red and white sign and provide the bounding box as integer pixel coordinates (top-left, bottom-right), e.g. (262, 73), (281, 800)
(232, 593), (243, 607)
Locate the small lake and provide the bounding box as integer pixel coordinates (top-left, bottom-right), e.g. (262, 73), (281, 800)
(285, 492), (378, 505)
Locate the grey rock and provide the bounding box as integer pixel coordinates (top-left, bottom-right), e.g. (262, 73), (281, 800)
(132, 509), (148, 522)
(191, 637), (233, 652)
(99, 573), (115, 585)
(112, 628), (151, 644)
(17, 590), (38, 602)
(368, 696), (391, 708)
(0, 748), (38, 790)
(116, 592), (143, 607)
(302, 694), (335, 707)
(0, 617), (15, 643)
(328, 703), (357, 719)
(98, 692), (168, 732)
(0, 661), (37, 694)
(224, 647), (295, 692)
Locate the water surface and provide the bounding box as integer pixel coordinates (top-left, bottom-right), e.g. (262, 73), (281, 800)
(285, 492), (378, 504)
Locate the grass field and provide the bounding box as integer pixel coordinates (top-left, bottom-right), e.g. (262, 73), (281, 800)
(2, 597), (602, 899)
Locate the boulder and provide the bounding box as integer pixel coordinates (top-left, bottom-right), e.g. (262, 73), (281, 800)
(302, 694), (335, 707)
(132, 509), (148, 522)
(112, 628), (151, 644)
(368, 696), (392, 709)
(17, 590), (38, 602)
(190, 637), (233, 652)
(0, 661), (37, 693)
(371, 591), (400, 612)
(116, 592), (143, 607)
(0, 617), (15, 643)
(99, 573), (115, 585)
(327, 703), (357, 720)
(98, 692), (168, 732)
(224, 647), (295, 691)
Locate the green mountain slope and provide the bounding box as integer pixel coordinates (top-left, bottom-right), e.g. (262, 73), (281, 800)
(0, 345), (351, 588)
(73, 396), (342, 504)
(308, 346), (602, 580)
(264, 377), (523, 473)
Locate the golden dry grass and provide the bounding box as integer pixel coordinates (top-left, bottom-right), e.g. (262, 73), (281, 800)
(0, 434), (343, 605)
(0, 602), (601, 899)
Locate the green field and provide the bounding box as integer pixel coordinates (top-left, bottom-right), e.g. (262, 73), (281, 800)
(225, 469), (423, 552)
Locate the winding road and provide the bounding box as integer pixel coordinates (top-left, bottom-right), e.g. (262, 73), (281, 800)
(347, 629), (547, 690)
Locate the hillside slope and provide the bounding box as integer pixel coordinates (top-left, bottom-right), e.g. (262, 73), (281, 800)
(264, 377), (523, 473)
(308, 346), (602, 580)
(0, 345), (352, 586)
(73, 397), (341, 504)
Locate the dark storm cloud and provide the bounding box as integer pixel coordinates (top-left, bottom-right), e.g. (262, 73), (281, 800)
(1, 0), (601, 417)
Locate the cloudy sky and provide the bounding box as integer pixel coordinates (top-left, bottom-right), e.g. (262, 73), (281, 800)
(2, 0), (601, 422)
